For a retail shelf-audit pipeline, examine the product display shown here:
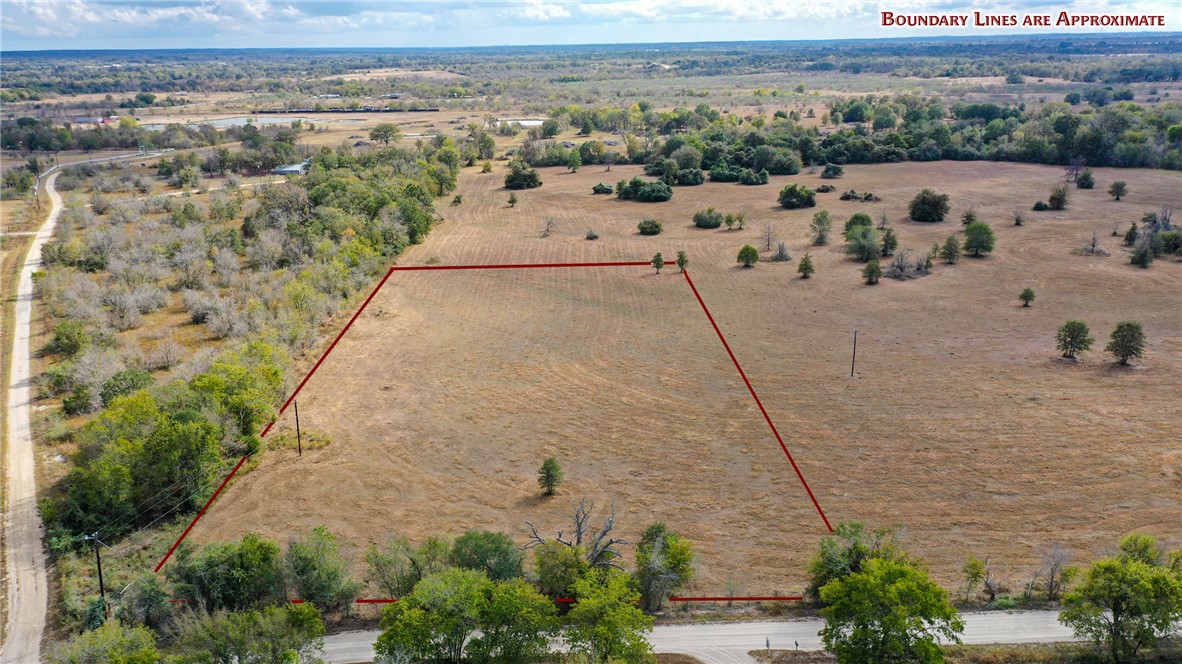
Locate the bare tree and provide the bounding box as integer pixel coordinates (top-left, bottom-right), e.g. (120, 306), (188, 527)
(524, 498), (629, 569)
(1065, 156), (1086, 181)
(1040, 544), (1073, 601)
(762, 222), (777, 252)
(541, 218), (557, 238)
(982, 557), (1009, 603)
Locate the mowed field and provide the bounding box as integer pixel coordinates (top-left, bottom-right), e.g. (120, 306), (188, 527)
(195, 161), (1181, 595)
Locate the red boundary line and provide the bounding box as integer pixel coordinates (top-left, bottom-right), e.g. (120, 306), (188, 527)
(681, 269), (833, 532)
(153, 260), (661, 573)
(154, 455), (249, 573)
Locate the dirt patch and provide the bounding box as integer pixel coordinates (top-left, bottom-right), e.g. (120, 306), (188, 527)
(194, 161), (1181, 596)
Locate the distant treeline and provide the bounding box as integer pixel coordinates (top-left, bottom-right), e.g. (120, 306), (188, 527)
(523, 96), (1182, 171)
(2, 34), (1179, 104)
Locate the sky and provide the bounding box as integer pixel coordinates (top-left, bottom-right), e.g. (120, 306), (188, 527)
(0, 0), (1177, 51)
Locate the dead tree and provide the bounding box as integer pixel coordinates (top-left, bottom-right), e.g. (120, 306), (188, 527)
(1040, 544), (1073, 601)
(524, 498), (629, 569)
(982, 557), (1009, 602)
(1065, 156), (1086, 182)
(1088, 230), (1101, 255)
(762, 222), (777, 252)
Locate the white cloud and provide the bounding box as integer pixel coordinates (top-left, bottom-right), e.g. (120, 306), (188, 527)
(515, 0), (571, 21)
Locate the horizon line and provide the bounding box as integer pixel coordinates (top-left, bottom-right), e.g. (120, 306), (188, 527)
(4, 30), (1181, 55)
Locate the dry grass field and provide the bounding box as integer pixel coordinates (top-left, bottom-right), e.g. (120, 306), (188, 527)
(195, 160), (1180, 596)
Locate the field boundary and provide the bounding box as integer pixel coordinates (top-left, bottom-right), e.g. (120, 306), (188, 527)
(155, 259), (833, 602)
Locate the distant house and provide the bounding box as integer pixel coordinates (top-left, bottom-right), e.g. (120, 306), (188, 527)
(272, 159), (310, 176)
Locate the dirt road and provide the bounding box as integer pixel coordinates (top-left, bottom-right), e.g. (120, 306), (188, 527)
(1, 171), (60, 662)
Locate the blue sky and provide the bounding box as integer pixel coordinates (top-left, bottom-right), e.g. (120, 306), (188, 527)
(1, 0), (1177, 51)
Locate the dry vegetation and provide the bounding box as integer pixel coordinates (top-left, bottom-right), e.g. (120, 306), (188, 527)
(192, 159), (1180, 596)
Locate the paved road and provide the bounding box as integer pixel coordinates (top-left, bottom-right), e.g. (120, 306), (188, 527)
(322, 610), (1078, 664)
(1, 171), (61, 663)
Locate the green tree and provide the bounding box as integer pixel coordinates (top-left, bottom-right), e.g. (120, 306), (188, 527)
(862, 259), (882, 285)
(963, 221), (996, 257)
(1019, 288), (1036, 307)
(1105, 321), (1146, 366)
(651, 252), (664, 274)
(806, 522), (909, 601)
(1076, 168), (1095, 189)
(798, 253), (815, 279)
(283, 526), (361, 615)
(369, 123), (402, 146)
(567, 150), (582, 173)
(538, 457), (564, 496)
(171, 603), (325, 664)
(635, 523), (695, 612)
(1108, 181), (1128, 201)
(845, 227), (881, 263)
(534, 539), (590, 599)
(810, 210), (833, 245)
(1060, 534), (1182, 663)
(675, 250), (689, 273)
(100, 369), (153, 408)
(940, 235), (961, 264)
(450, 530), (523, 581)
(637, 217), (662, 236)
(737, 244), (759, 267)
(376, 569), (556, 664)
(168, 533), (282, 612)
(566, 569), (654, 664)
(881, 227), (898, 256)
(1056, 320), (1094, 359)
(963, 556), (986, 601)
(1049, 184), (1069, 210)
(909, 188), (951, 222)
(50, 321), (88, 357)
(820, 559), (964, 664)
(778, 183), (816, 209)
(49, 621), (161, 664)
(365, 536), (450, 598)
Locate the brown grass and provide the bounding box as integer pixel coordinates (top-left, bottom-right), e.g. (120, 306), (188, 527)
(195, 161), (1181, 596)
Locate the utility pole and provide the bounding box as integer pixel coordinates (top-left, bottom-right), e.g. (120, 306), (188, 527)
(294, 399), (302, 456)
(850, 329), (859, 378)
(84, 532), (107, 609)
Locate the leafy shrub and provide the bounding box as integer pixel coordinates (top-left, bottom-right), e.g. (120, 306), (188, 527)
(821, 163), (844, 179)
(50, 321), (89, 357)
(843, 213), (874, 239)
(585, 229), (599, 241)
(617, 176), (672, 202)
(100, 369), (153, 407)
(1048, 185), (1068, 210)
(738, 168), (769, 185)
(591, 182), (613, 195)
(504, 161), (542, 190)
(675, 169), (704, 186)
(737, 245), (760, 267)
(708, 164), (740, 182)
(909, 189), (950, 222)
(1032, 201), (1050, 211)
(637, 217), (663, 235)
(778, 183), (816, 209)
(816, 184), (836, 193)
(1075, 168), (1095, 189)
(693, 208), (724, 229)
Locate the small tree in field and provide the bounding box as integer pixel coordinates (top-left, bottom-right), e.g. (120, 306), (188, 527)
(508, 193), (518, 208)
(1056, 320), (1093, 359)
(862, 259), (882, 285)
(1105, 321), (1145, 366)
(1049, 184), (1069, 211)
(798, 253), (815, 278)
(651, 253), (664, 274)
(675, 250), (688, 273)
(810, 210), (833, 245)
(1075, 168), (1095, 189)
(1108, 181), (1128, 201)
(538, 457), (564, 496)
(940, 235), (961, 264)
(963, 222), (996, 257)
(1019, 288), (1035, 307)
(880, 228), (898, 257)
(909, 188), (950, 222)
(737, 245), (759, 267)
